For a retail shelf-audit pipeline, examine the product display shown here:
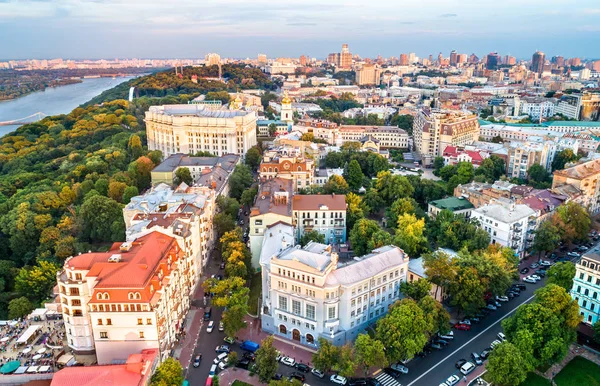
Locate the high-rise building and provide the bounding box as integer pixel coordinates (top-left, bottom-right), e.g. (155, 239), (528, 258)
(486, 52), (500, 70)
(503, 55), (516, 65)
(457, 54), (468, 65)
(299, 55), (308, 66)
(399, 53), (409, 66)
(205, 53), (221, 66)
(413, 108), (480, 166)
(339, 44), (352, 69)
(355, 63), (381, 85)
(449, 50), (458, 66)
(408, 52), (416, 64)
(568, 57), (581, 67)
(437, 52), (444, 65)
(327, 53), (340, 65)
(468, 53), (479, 63)
(258, 54), (267, 65)
(551, 56), (565, 67)
(531, 51), (545, 74)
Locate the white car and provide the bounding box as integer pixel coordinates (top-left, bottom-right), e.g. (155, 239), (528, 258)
(209, 364), (217, 378)
(218, 321), (224, 332)
(497, 332), (506, 341)
(207, 321), (214, 333)
(445, 374), (460, 386)
(390, 363), (409, 374)
(540, 260), (552, 267)
(530, 274), (541, 281)
(523, 276), (537, 284)
(330, 375), (347, 385)
(496, 295), (509, 302)
(218, 357), (229, 370)
(458, 319), (471, 325)
(311, 369), (325, 378)
(490, 340), (502, 349)
(281, 356), (296, 367)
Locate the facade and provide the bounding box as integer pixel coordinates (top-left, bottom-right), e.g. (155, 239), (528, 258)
(413, 108), (480, 166)
(292, 194), (347, 244)
(507, 140), (556, 179)
(408, 257), (447, 302)
(428, 197), (474, 219)
(257, 120), (289, 137)
(57, 233), (190, 364)
(471, 202), (536, 258)
(355, 64), (381, 86)
(555, 94), (583, 120)
(553, 158), (600, 214)
(260, 243), (408, 346)
(259, 151), (315, 191)
(531, 51), (545, 74)
(520, 98), (555, 120)
(145, 104), (257, 158)
(442, 146), (485, 167)
(571, 249), (600, 325)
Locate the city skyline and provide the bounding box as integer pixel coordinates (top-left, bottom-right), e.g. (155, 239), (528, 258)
(1, 0), (600, 60)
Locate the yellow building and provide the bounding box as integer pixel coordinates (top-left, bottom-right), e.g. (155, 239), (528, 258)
(553, 158), (600, 214)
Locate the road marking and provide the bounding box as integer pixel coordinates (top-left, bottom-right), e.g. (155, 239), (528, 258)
(406, 293), (536, 386)
(376, 372), (403, 386)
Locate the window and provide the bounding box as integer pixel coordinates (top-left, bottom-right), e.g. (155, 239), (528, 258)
(106, 318), (112, 325)
(139, 331), (144, 339)
(578, 286), (582, 293)
(97, 319), (103, 325)
(583, 300), (587, 307)
(292, 300), (301, 315)
(100, 332), (108, 339)
(137, 318), (143, 325)
(279, 296), (288, 311)
(147, 318), (152, 325)
(328, 307), (336, 320)
(306, 305), (315, 320)
(580, 273), (585, 280)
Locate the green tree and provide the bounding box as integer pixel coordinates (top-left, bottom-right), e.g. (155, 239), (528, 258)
(432, 157), (445, 175)
(128, 156), (155, 191)
(229, 165), (254, 200)
(256, 336), (279, 383)
(346, 159), (364, 191)
(206, 90), (231, 104)
(546, 261), (576, 291)
(349, 218), (380, 256)
(245, 146), (262, 170)
(363, 188), (384, 214)
(528, 164), (552, 188)
(552, 201), (591, 244)
(552, 149), (581, 171)
(108, 181), (127, 203)
(299, 230), (326, 246)
(367, 230), (393, 251)
(419, 295), (451, 336)
(354, 334), (387, 376)
(15, 260), (60, 302)
(485, 342), (528, 386)
(95, 178), (109, 196)
(240, 187), (258, 207)
(375, 171), (414, 205)
(214, 213), (236, 240)
(8, 297), (34, 319)
(228, 351), (238, 367)
(449, 266), (486, 317)
(394, 213), (427, 257)
(422, 251), (457, 301)
(268, 123), (278, 137)
(174, 167), (193, 186)
(346, 193), (368, 231)
(387, 197), (421, 228)
(532, 221), (560, 259)
(122, 186), (139, 204)
(150, 358), (184, 386)
(323, 175), (349, 194)
(400, 279), (432, 302)
(127, 134), (143, 159)
(80, 195), (124, 242)
(312, 337), (339, 373)
(375, 298), (429, 363)
(593, 320), (600, 344)
(336, 344), (358, 378)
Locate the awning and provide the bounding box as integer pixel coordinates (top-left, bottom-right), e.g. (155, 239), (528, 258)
(0, 361), (21, 374)
(26, 366), (39, 373)
(16, 325), (40, 344)
(14, 366), (27, 374)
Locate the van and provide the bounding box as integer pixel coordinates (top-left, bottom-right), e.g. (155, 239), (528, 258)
(214, 353), (228, 364)
(240, 340), (260, 353)
(203, 307), (212, 321)
(460, 361), (476, 375)
(209, 364), (217, 378)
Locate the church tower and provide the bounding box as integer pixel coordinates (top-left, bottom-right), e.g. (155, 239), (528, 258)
(231, 93), (243, 110)
(280, 90), (293, 125)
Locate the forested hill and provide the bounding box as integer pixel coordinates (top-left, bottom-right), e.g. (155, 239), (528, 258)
(0, 63), (273, 320)
(84, 63), (277, 106)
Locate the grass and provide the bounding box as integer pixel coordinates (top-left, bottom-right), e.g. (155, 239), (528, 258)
(232, 381), (253, 386)
(248, 272), (262, 316)
(554, 356), (600, 386)
(522, 373), (550, 386)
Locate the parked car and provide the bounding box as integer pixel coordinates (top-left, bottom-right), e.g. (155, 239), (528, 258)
(497, 332), (506, 341)
(486, 304), (497, 310)
(218, 358), (229, 370)
(281, 357), (296, 367)
(218, 321), (224, 332)
(312, 369), (325, 378)
(206, 321), (214, 333)
(567, 252), (580, 258)
(471, 352), (482, 365)
(490, 340), (502, 349)
(236, 359), (250, 370)
(209, 364), (217, 378)
(445, 375), (460, 386)
(496, 295), (509, 302)
(214, 353), (228, 365)
(289, 372), (306, 382)
(439, 333), (454, 340)
(480, 349), (491, 359)
(540, 260), (552, 267)
(348, 378), (368, 386)
(519, 268), (530, 274)
(390, 363), (408, 374)
(330, 375), (348, 385)
(460, 361), (476, 375)
(383, 368), (402, 378)
(434, 339), (449, 346)
(535, 269), (547, 277)
(219, 262), (225, 270)
(523, 276), (537, 284)
(272, 373), (283, 381)
(514, 284), (527, 291)
(506, 292), (516, 299)
(296, 363), (310, 373)
(215, 345), (230, 354)
(530, 263), (539, 269)
(455, 323), (471, 331)
(430, 342), (442, 349)
(193, 355), (202, 368)
(365, 378), (381, 386)
(458, 319), (471, 325)
(470, 316), (481, 323)
(455, 359), (467, 369)
(223, 337), (235, 345)
(490, 300), (501, 307)
(242, 352), (255, 361)
(530, 274), (541, 281)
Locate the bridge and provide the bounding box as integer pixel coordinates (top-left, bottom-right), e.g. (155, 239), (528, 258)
(0, 112), (48, 126)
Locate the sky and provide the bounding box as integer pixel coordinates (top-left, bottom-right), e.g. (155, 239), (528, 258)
(1, 0), (600, 60)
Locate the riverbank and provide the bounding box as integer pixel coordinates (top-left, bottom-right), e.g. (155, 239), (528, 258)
(0, 78), (83, 101)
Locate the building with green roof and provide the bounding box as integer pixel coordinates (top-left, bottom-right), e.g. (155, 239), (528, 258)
(428, 196), (475, 219)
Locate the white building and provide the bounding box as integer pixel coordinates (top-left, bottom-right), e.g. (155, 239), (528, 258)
(260, 242), (408, 346)
(471, 202), (536, 259)
(555, 94), (583, 120)
(292, 194), (347, 244)
(145, 104), (257, 158)
(520, 98), (555, 120)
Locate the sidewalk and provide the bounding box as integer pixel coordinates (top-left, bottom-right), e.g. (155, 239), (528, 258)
(541, 343), (600, 380)
(174, 309), (203, 369)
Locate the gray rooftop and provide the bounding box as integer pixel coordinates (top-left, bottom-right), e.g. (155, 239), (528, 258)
(473, 203), (535, 223)
(325, 246), (406, 286)
(278, 242), (333, 272)
(150, 104), (251, 118)
(153, 153), (239, 173)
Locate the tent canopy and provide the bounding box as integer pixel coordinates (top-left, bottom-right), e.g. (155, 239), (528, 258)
(0, 361), (21, 374)
(16, 325), (40, 344)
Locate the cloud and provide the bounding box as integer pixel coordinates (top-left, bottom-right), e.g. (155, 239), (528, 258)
(439, 13), (457, 18)
(286, 22), (317, 26)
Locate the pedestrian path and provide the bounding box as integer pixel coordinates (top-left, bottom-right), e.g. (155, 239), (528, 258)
(375, 371), (403, 386)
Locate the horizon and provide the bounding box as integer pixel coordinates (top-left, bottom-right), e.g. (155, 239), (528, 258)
(1, 0), (600, 60)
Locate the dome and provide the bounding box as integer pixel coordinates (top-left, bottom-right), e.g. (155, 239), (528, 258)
(281, 90), (292, 105)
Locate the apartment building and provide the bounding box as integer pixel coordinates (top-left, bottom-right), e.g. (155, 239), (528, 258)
(145, 104), (257, 158)
(260, 242), (408, 346)
(292, 194), (347, 244)
(507, 140), (556, 179)
(555, 94), (583, 120)
(471, 202), (536, 258)
(571, 248), (600, 325)
(259, 151), (315, 191)
(553, 158), (600, 214)
(355, 64), (381, 86)
(413, 108), (480, 166)
(57, 233), (190, 364)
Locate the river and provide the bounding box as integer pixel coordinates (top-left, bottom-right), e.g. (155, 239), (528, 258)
(0, 76), (136, 137)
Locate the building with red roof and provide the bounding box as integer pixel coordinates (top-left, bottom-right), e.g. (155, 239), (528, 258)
(57, 232), (190, 364)
(442, 145), (486, 167)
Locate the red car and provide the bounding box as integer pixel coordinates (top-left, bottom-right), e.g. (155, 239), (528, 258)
(454, 323), (471, 331)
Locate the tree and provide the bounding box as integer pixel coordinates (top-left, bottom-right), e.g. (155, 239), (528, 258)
(323, 175), (349, 194)
(367, 230), (393, 252)
(354, 334), (387, 376)
(174, 167), (193, 186)
(394, 213), (427, 257)
(299, 230), (325, 246)
(214, 213), (236, 239)
(240, 187), (258, 207)
(346, 193), (368, 231)
(122, 186), (139, 204)
(528, 164), (552, 188)
(95, 178), (109, 196)
(422, 251), (457, 301)
(268, 123), (278, 137)
(108, 181), (127, 203)
(593, 320), (600, 344)
(449, 266), (486, 317)
(15, 260), (60, 302)
(349, 218), (380, 256)
(229, 165), (254, 200)
(336, 344), (358, 378)
(419, 295), (451, 336)
(387, 197), (421, 228)
(150, 358), (184, 386)
(128, 156), (155, 191)
(363, 188), (384, 214)
(535, 284), (581, 329)
(400, 279), (432, 302)
(8, 297), (34, 319)
(375, 298), (429, 363)
(346, 159), (364, 191)
(245, 146), (262, 170)
(432, 157), (445, 175)
(532, 221), (560, 259)
(256, 336), (279, 382)
(375, 171), (414, 205)
(552, 148), (581, 171)
(485, 342), (528, 386)
(552, 201), (591, 244)
(546, 261), (576, 291)
(312, 338), (339, 373)
(228, 351), (239, 366)
(80, 195), (124, 242)
(127, 134), (143, 159)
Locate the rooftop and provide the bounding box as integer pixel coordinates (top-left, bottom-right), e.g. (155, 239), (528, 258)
(554, 158), (600, 180)
(429, 196), (474, 211)
(325, 246), (407, 286)
(152, 153), (239, 173)
(149, 104), (252, 118)
(276, 242), (334, 273)
(292, 194), (346, 211)
(251, 178), (293, 217)
(473, 202), (535, 223)
(125, 183), (209, 214)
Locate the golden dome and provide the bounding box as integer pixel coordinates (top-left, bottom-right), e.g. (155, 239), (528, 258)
(281, 90), (292, 104)
(234, 93), (242, 103)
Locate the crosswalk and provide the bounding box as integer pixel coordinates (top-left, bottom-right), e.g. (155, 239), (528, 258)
(375, 371), (403, 386)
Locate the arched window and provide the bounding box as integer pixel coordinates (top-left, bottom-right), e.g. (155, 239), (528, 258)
(97, 293), (103, 300)
(582, 261), (588, 267)
(263, 167), (267, 172)
(135, 292), (141, 300)
(279, 325), (287, 334)
(591, 264), (596, 270)
(298, 166), (302, 171)
(268, 167), (272, 173)
(275, 168), (279, 173)
(306, 333), (314, 344)
(128, 292), (134, 300)
(104, 292), (109, 300)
